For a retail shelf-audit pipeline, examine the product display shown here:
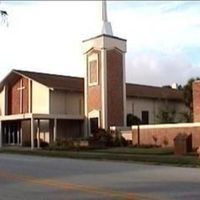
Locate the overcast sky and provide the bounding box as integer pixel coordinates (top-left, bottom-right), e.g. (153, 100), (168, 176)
(0, 1), (200, 86)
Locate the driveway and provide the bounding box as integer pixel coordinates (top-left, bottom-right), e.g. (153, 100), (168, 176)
(0, 153), (199, 200)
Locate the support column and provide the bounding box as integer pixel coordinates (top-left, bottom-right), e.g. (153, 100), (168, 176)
(4, 126), (6, 145)
(28, 79), (32, 113)
(37, 119), (40, 149)
(31, 117), (34, 149)
(20, 126), (22, 146)
(53, 118), (57, 142)
(12, 130), (15, 144)
(17, 129), (20, 145)
(0, 121), (2, 148)
(8, 127), (11, 144)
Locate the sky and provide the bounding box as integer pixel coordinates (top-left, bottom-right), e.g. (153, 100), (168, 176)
(0, 1), (200, 87)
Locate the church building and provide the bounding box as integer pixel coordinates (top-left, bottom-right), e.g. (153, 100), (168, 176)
(0, 1), (187, 149)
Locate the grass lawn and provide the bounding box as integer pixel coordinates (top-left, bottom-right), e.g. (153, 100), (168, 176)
(1, 146), (200, 167)
(94, 147), (174, 155)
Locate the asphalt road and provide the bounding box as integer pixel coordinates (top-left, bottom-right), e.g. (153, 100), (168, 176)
(0, 153), (200, 200)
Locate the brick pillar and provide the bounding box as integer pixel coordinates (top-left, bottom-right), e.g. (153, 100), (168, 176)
(82, 35), (127, 135)
(193, 81), (200, 122)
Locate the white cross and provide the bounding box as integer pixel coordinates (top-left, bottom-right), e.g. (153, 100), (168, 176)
(17, 80), (25, 114)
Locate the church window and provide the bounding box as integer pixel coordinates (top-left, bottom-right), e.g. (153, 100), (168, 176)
(89, 60), (98, 86)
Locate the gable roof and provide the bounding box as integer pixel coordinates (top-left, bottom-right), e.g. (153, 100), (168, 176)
(126, 83), (183, 101)
(0, 69), (183, 101)
(0, 69), (84, 92)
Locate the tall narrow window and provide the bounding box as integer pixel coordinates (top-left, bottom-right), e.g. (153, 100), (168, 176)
(89, 60), (98, 85)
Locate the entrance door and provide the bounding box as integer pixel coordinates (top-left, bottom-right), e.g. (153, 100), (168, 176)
(90, 117), (98, 134)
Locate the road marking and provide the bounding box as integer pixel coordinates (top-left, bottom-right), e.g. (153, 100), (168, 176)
(0, 170), (158, 200)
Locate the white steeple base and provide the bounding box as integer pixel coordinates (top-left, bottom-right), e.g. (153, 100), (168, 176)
(101, 21), (113, 35)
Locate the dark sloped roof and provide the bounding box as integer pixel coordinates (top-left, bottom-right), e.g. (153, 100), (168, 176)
(126, 83), (183, 101)
(14, 69), (84, 92)
(0, 69), (183, 101)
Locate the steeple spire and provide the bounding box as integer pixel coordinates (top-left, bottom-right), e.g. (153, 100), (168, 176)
(101, 0), (113, 36)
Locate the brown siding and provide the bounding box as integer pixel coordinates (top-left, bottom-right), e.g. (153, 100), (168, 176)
(57, 119), (83, 138)
(107, 49), (124, 127)
(193, 81), (200, 122)
(9, 78), (20, 114)
(8, 77), (29, 115)
(21, 120), (31, 146)
(132, 126), (200, 148)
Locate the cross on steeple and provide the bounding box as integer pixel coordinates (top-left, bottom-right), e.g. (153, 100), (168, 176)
(101, 0), (113, 36)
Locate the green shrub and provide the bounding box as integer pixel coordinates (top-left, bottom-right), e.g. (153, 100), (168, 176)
(89, 128), (128, 148)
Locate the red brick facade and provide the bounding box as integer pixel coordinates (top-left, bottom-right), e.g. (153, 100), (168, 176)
(132, 126), (200, 148)
(193, 81), (200, 122)
(8, 77), (29, 115)
(88, 86), (101, 112)
(107, 49), (124, 127)
(87, 51), (101, 113)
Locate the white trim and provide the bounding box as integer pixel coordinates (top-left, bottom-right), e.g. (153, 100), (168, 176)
(53, 118), (57, 142)
(28, 79), (32, 113)
(17, 79), (26, 114)
(31, 117), (34, 149)
(101, 48), (107, 129)
(84, 54), (88, 137)
(37, 119), (40, 149)
(2, 85), (7, 116)
(0, 113), (84, 121)
(88, 53), (99, 86)
(132, 122), (200, 130)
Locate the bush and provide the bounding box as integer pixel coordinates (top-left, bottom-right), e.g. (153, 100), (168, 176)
(48, 138), (90, 151)
(89, 128), (128, 148)
(48, 138), (75, 150)
(127, 114), (141, 126)
(34, 139), (49, 148)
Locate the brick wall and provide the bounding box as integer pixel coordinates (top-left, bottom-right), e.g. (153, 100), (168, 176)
(107, 49), (124, 127)
(131, 124), (200, 149)
(193, 81), (200, 122)
(88, 86), (101, 112)
(87, 50), (101, 113)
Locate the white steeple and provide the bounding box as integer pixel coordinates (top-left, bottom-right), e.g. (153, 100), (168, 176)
(101, 0), (113, 36)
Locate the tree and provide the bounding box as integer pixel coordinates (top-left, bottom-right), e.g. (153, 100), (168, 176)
(156, 105), (176, 124)
(182, 77), (200, 122)
(0, 2), (8, 26)
(126, 114), (141, 126)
